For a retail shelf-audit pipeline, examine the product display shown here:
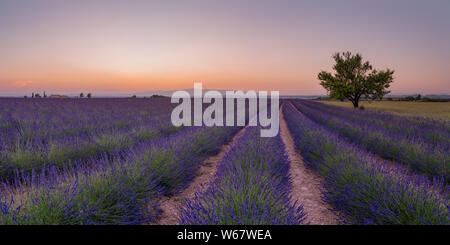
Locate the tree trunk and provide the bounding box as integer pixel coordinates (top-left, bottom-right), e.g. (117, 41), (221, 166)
(351, 99), (359, 108)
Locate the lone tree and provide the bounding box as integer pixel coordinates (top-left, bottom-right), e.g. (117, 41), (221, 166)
(80, 92), (84, 98)
(87, 93), (92, 98)
(318, 52), (394, 108)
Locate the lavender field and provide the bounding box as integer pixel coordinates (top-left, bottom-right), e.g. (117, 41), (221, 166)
(0, 98), (448, 225)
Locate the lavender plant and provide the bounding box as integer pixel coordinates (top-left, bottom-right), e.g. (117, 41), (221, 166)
(297, 99), (450, 147)
(0, 98), (182, 180)
(290, 100), (450, 182)
(0, 108), (241, 224)
(283, 103), (449, 224)
(180, 126), (306, 225)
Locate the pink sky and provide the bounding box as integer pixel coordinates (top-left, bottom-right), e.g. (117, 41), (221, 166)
(1, 0), (449, 96)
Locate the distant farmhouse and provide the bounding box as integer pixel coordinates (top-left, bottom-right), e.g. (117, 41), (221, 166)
(49, 94), (69, 99)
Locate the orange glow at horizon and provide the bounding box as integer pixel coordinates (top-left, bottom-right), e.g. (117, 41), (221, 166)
(1, 1), (449, 96)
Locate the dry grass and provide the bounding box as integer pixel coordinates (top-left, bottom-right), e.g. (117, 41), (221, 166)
(319, 100), (450, 121)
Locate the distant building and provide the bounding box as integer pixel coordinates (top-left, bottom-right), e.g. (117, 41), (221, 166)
(49, 94), (69, 99)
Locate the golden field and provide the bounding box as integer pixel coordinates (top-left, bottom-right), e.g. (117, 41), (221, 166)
(318, 100), (450, 121)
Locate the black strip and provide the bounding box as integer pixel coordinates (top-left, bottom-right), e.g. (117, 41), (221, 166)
(0, 225), (447, 243)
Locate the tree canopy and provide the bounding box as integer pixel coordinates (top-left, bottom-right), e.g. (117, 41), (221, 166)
(318, 52), (394, 108)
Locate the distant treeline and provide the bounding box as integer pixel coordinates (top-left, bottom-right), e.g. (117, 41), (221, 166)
(150, 94), (168, 98)
(24, 92), (91, 98)
(130, 94), (169, 98)
(314, 95), (449, 102)
(393, 95), (450, 102)
(23, 93), (171, 99)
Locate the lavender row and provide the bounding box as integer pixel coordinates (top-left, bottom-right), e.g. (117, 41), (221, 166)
(283, 103), (449, 224)
(0, 120), (182, 181)
(290, 100), (449, 182)
(0, 98), (182, 180)
(0, 98), (251, 181)
(0, 125), (241, 224)
(180, 126), (306, 225)
(298, 100), (449, 147)
(0, 98), (175, 147)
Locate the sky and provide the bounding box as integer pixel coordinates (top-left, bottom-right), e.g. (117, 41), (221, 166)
(0, 0), (449, 96)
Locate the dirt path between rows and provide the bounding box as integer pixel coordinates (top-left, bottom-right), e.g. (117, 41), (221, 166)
(280, 103), (340, 225)
(150, 126), (249, 225)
